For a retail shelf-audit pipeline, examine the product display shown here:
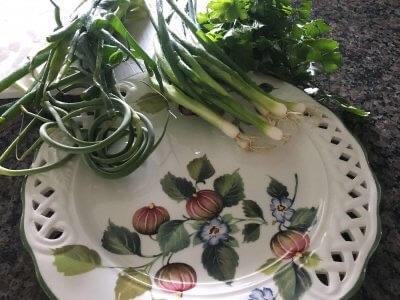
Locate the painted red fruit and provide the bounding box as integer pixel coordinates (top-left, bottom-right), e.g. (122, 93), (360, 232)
(270, 230), (310, 259)
(186, 190), (223, 220)
(155, 263), (197, 294)
(132, 203), (170, 235)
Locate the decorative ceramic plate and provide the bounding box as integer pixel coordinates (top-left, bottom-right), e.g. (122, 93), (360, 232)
(21, 74), (380, 300)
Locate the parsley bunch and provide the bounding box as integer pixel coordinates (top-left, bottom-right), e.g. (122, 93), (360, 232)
(198, 0), (368, 116)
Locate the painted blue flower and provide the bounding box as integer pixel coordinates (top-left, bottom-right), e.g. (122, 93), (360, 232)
(199, 217), (229, 246)
(270, 196), (295, 223)
(249, 287), (275, 300)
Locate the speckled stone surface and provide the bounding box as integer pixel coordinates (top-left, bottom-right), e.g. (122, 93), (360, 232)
(0, 1), (399, 299)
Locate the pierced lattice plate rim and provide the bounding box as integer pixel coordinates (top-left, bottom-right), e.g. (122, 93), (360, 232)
(20, 75), (381, 300)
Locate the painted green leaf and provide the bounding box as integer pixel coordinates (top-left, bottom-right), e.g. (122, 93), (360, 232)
(267, 177), (289, 198)
(135, 93), (167, 114)
(190, 220), (205, 231)
(224, 236), (239, 248)
(101, 220), (141, 255)
(213, 170), (245, 207)
(193, 234), (202, 247)
(53, 245), (101, 276)
(242, 200), (265, 221)
(202, 243), (239, 283)
(300, 252), (321, 268)
(289, 207), (318, 231)
(115, 268), (151, 300)
(294, 265), (312, 299)
(273, 263), (313, 300)
(242, 223), (261, 243)
(221, 213), (233, 224)
(160, 172), (196, 202)
(258, 258), (284, 275)
(229, 223), (240, 234)
(187, 155), (215, 184)
(157, 220), (190, 256)
(273, 263), (296, 300)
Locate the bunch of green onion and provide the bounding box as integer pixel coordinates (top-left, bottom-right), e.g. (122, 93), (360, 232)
(148, 0), (306, 149)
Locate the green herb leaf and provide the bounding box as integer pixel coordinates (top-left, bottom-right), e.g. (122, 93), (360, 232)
(242, 200), (265, 220)
(187, 155), (215, 184)
(115, 268), (151, 300)
(206, 0), (251, 22)
(201, 243), (239, 282)
(135, 93), (167, 114)
(101, 220), (141, 255)
(53, 245), (101, 276)
(213, 170), (245, 207)
(160, 172), (196, 202)
(242, 223), (261, 243)
(330, 95), (370, 116)
(157, 220), (190, 256)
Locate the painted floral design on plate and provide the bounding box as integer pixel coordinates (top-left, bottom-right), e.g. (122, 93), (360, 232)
(52, 155), (319, 300)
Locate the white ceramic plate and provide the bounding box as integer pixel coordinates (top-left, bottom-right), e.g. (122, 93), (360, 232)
(21, 75), (380, 300)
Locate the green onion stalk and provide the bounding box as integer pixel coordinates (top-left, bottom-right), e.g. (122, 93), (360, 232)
(0, 0), (166, 178)
(145, 0), (305, 147)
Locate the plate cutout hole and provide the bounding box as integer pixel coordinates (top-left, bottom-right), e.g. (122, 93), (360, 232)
(318, 122), (329, 129)
(40, 187), (55, 198)
(34, 222), (43, 232)
(355, 162), (361, 169)
(331, 252), (344, 262)
(346, 209), (360, 219)
(339, 272), (346, 281)
(42, 208), (55, 218)
(360, 181), (367, 189)
(322, 114), (328, 119)
(119, 89), (127, 97)
(335, 127), (342, 132)
(352, 251), (359, 261)
(340, 230), (354, 241)
(346, 171), (357, 180)
(32, 200), (40, 210)
(348, 189), (361, 198)
(330, 136), (341, 145)
(339, 153), (351, 162)
(363, 203), (369, 211)
(34, 179), (42, 187)
(359, 226), (366, 235)
(347, 144), (354, 150)
(38, 159), (47, 167)
(316, 271), (329, 286)
(46, 229), (64, 240)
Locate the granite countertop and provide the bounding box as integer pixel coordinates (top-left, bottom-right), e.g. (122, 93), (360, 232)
(0, 0), (399, 299)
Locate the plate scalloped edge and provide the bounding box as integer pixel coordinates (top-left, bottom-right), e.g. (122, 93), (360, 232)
(19, 76), (381, 300)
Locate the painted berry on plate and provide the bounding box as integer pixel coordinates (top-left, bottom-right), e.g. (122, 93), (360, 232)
(270, 230), (310, 260)
(132, 203), (170, 235)
(154, 263), (197, 294)
(186, 189), (223, 220)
